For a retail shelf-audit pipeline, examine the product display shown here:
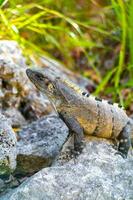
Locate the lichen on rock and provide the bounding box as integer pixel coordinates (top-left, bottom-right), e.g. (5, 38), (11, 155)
(0, 113), (17, 176)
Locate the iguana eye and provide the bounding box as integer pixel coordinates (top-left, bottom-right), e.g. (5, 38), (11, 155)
(48, 83), (55, 92)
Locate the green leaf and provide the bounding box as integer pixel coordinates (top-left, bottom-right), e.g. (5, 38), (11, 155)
(94, 68), (117, 95)
(0, 0), (8, 7)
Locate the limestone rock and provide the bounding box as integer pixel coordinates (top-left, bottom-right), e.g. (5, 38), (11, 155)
(2, 108), (27, 128)
(0, 40), (52, 122)
(0, 113), (17, 176)
(15, 115), (69, 175)
(1, 139), (133, 200)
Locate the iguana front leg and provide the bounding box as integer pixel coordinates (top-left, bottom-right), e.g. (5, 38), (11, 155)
(59, 111), (84, 155)
(117, 119), (133, 158)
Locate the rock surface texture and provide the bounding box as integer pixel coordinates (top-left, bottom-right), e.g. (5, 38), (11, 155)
(1, 139), (133, 200)
(3, 108), (27, 128)
(0, 113), (17, 176)
(16, 115), (69, 175)
(0, 40), (52, 124)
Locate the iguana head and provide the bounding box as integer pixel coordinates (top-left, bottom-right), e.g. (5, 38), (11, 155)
(26, 68), (65, 105)
(26, 68), (83, 106)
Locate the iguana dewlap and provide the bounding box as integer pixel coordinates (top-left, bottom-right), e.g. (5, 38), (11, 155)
(26, 68), (133, 158)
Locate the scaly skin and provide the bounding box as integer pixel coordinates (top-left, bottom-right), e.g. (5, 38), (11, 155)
(26, 68), (133, 158)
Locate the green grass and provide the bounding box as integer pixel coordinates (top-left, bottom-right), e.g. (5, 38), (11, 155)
(0, 0), (133, 108)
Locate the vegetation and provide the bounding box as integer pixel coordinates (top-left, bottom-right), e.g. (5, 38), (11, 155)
(0, 0), (133, 109)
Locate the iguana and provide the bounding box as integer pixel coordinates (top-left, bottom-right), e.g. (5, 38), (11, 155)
(26, 68), (133, 158)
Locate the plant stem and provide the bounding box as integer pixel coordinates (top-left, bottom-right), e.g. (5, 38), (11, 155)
(115, 0), (127, 89)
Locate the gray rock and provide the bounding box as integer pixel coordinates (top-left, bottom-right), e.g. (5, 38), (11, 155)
(0, 40), (52, 121)
(0, 40), (26, 67)
(2, 108), (27, 128)
(16, 115), (69, 175)
(0, 113), (17, 176)
(1, 139), (133, 200)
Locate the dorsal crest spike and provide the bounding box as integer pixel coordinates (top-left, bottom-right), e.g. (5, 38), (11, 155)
(82, 92), (86, 96)
(108, 100), (113, 105)
(95, 97), (102, 102)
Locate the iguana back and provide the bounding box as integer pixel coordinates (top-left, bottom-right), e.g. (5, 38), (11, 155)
(55, 78), (129, 139)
